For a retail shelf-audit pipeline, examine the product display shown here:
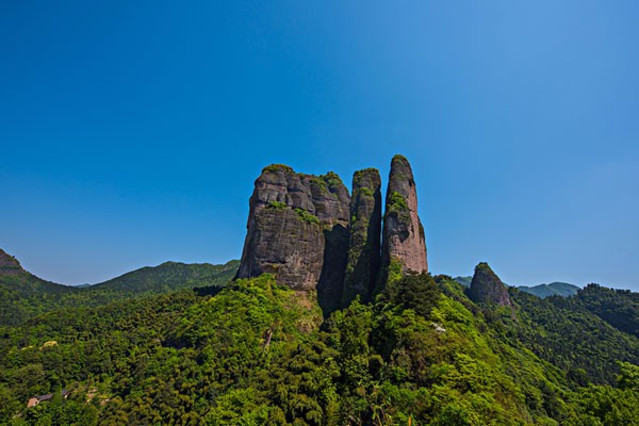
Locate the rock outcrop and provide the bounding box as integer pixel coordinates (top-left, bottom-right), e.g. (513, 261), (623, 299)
(237, 155), (430, 313)
(467, 262), (513, 307)
(380, 155), (428, 281)
(235, 164), (350, 312)
(0, 249), (24, 276)
(342, 169), (382, 305)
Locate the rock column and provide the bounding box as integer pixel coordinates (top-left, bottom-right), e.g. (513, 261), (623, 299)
(342, 169), (382, 305)
(380, 155), (428, 283)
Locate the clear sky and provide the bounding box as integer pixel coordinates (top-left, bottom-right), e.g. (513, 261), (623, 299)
(1, 1), (638, 290)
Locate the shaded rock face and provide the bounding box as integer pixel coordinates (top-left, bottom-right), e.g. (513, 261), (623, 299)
(235, 165), (350, 312)
(0, 249), (24, 276)
(342, 169), (382, 305)
(381, 155), (428, 279)
(467, 262), (513, 307)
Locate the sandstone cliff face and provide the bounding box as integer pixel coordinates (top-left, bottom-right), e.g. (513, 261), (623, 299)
(342, 169), (382, 305)
(381, 155), (428, 279)
(467, 262), (513, 307)
(235, 165), (350, 312)
(237, 155), (430, 313)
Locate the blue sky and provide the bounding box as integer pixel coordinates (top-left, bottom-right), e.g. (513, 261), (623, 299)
(1, 1), (638, 290)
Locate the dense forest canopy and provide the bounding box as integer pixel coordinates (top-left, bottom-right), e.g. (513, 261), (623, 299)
(1, 267), (637, 425)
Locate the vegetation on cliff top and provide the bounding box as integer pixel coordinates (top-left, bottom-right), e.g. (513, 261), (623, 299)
(262, 164), (295, 175)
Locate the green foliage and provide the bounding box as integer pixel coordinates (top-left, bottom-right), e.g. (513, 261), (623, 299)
(354, 186), (374, 198)
(0, 271), (638, 425)
(310, 172), (344, 198)
(262, 164), (295, 174)
(574, 283), (639, 337)
(392, 154), (408, 163)
(509, 288), (639, 385)
(319, 171), (343, 190)
(0, 260), (239, 326)
(294, 208), (321, 225)
(381, 272), (441, 318)
(267, 201), (288, 210)
(616, 361), (639, 390)
(387, 191), (408, 212)
(386, 258), (404, 285)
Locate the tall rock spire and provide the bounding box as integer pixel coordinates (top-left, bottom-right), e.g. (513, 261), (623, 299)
(380, 155), (428, 282)
(342, 168), (382, 305)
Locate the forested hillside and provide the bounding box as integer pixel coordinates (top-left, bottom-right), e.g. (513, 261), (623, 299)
(0, 249), (238, 326)
(1, 272), (637, 424)
(571, 284), (639, 337)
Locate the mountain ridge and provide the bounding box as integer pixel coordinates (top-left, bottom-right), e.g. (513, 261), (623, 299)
(0, 249), (239, 325)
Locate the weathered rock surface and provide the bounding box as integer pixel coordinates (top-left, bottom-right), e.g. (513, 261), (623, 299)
(467, 262), (513, 307)
(380, 155), (428, 280)
(237, 155), (430, 312)
(235, 164), (350, 312)
(342, 168), (382, 305)
(0, 249), (24, 276)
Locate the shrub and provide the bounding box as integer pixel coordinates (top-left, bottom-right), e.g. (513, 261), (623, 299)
(384, 272), (441, 318)
(267, 201), (288, 210)
(388, 191), (408, 212)
(294, 208), (320, 225)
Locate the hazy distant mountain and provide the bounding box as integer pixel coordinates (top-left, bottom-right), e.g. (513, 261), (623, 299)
(454, 275), (580, 298)
(453, 276), (473, 288)
(518, 282), (580, 298)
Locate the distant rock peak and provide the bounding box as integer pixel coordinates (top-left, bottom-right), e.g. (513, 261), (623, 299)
(467, 262), (513, 307)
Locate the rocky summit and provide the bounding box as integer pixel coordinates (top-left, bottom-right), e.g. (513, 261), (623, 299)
(236, 156), (429, 313)
(467, 262), (513, 307)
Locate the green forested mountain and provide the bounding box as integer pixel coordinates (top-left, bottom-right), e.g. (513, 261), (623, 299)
(1, 270), (637, 425)
(559, 284), (639, 338)
(87, 259), (239, 293)
(0, 249), (238, 326)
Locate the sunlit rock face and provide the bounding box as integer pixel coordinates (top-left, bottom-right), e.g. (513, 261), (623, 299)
(380, 155), (428, 279)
